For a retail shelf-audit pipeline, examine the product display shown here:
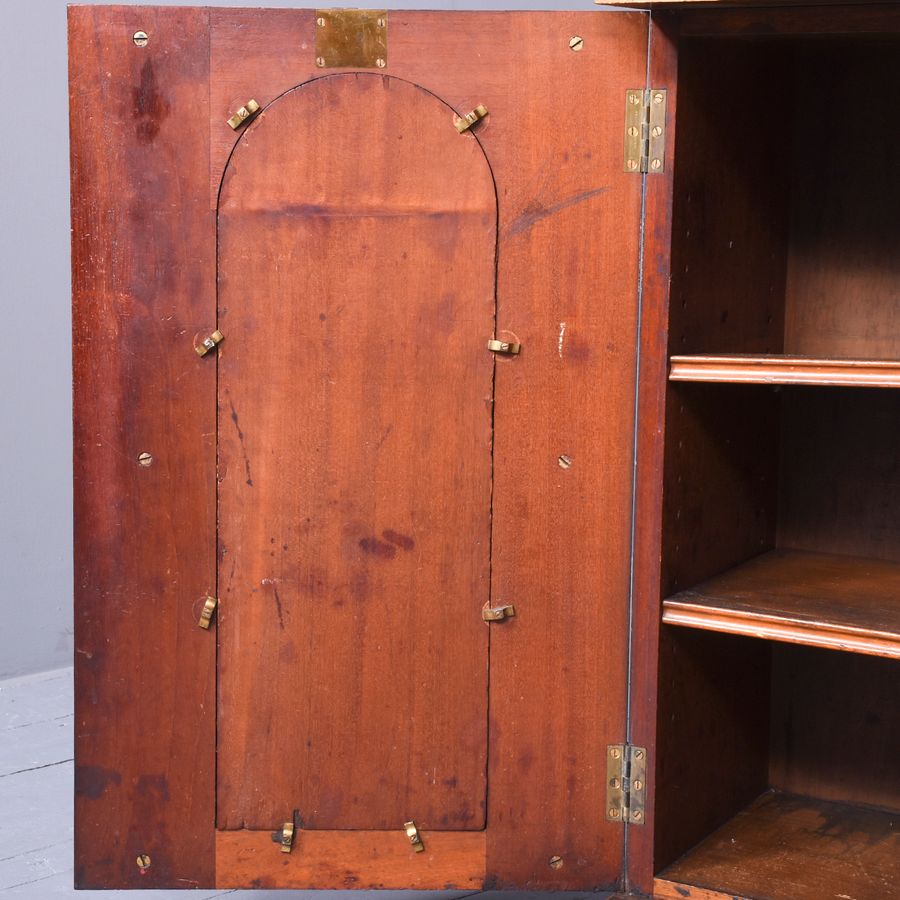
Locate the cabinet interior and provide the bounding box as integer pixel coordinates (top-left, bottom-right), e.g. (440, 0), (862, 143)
(653, 31), (900, 899)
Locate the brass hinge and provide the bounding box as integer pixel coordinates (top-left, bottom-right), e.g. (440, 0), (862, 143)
(606, 744), (646, 825)
(624, 89), (667, 174)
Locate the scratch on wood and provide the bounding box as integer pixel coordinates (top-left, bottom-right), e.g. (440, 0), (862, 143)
(504, 187), (608, 238)
(558, 322), (566, 358)
(229, 398), (253, 486)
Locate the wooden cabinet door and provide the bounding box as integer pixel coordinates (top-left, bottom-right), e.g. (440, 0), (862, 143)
(70, 6), (652, 891)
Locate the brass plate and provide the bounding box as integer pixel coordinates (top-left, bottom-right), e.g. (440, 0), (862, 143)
(315, 9), (387, 69)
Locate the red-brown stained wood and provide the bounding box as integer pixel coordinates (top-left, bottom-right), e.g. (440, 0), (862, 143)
(769, 646), (900, 811)
(658, 791), (900, 900)
(216, 829), (485, 890)
(70, 5), (215, 889)
(216, 74), (496, 832)
(626, 13), (679, 895)
(211, 9), (649, 889)
(784, 41), (900, 361)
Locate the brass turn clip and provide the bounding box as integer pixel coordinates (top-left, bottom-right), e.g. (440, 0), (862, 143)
(198, 596), (218, 630)
(482, 602), (516, 622)
(455, 104), (488, 133)
(404, 820), (425, 853)
(196, 330), (224, 357)
(487, 338), (521, 355)
(227, 99), (260, 130)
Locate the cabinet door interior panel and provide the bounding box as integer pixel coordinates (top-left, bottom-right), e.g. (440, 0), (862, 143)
(72, 6), (650, 890)
(216, 73), (496, 833)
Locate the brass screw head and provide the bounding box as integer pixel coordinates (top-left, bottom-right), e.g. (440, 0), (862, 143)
(549, 855), (564, 869)
(133, 31), (149, 48)
(633, 779), (643, 791)
(633, 749), (645, 761)
(377, 17), (386, 27)
(569, 35), (584, 52)
(137, 452), (153, 467)
(651, 158), (662, 171)
(316, 16), (326, 26)
(609, 807), (620, 818)
(610, 747), (621, 759)
(316, 56), (326, 67)
(558, 455), (573, 469)
(632, 810), (643, 821)
(376, 58), (386, 68)
(651, 125), (663, 138)
(136, 854), (151, 871)
(610, 777), (620, 789)
(653, 92), (665, 105)
(626, 159), (638, 171)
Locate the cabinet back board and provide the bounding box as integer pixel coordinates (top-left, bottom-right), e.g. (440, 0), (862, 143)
(70, 6), (651, 890)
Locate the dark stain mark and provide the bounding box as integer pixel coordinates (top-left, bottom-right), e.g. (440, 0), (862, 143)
(674, 887), (690, 898)
(272, 584), (285, 631)
(383, 529), (414, 551)
(75, 765), (122, 799)
(135, 773), (170, 801)
(359, 537), (396, 559)
(373, 424), (393, 452)
(132, 59), (170, 144)
(442, 776), (458, 788)
(504, 186), (608, 238)
(229, 399), (253, 486)
(319, 313), (327, 321)
(282, 543), (289, 551)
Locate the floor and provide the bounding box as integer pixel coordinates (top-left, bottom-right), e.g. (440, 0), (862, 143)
(0, 668), (611, 899)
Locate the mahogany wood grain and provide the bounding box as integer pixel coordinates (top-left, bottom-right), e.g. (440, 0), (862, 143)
(770, 645), (900, 811)
(211, 9), (650, 889)
(653, 630), (771, 874)
(216, 74), (496, 832)
(784, 40), (900, 362)
(70, 6), (215, 889)
(658, 791), (900, 900)
(626, 13), (679, 896)
(663, 548), (900, 659)
(215, 829), (485, 890)
(778, 388), (900, 564)
(670, 354), (900, 388)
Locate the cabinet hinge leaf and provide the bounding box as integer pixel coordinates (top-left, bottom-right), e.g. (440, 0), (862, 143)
(606, 743), (647, 825)
(624, 89), (667, 175)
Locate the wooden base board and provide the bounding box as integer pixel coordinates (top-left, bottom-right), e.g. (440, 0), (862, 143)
(656, 791), (899, 900)
(215, 829), (485, 890)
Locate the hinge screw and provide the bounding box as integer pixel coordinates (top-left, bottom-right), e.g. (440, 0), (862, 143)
(136, 854), (151, 872)
(610, 747), (621, 759)
(633, 779), (643, 791)
(632, 810), (643, 821)
(316, 16), (326, 26)
(568, 36), (584, 52)
(376, 58), (386, 68)
(609, 807), (620, 818)
(653, 92), (665, 104)
(133, 31), (149, 48)
(316, 56), (326, 67)
(633, 749), (644, 760)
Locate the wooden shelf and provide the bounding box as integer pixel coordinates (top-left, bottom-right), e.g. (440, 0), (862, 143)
(655, 791), (899, 900)
(669, 354), (900, 388)
(663, 549), (900, 659)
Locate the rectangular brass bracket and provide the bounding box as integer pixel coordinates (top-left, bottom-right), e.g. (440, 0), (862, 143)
(606, 744), (646, 825)
(482, 603), (516, 622)
(404, 820), (425, 853)
(315, 10), (387, 69)
(198, 596), (218, 630)
(624, 89), (667, 174)
(227, 99), (260, 131)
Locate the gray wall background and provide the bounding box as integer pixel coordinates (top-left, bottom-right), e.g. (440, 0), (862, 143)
(0, 0), (607, 679)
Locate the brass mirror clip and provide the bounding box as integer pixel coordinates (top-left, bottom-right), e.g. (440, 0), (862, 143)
(487, 338), (521, 355)
(196, 330), (224, 357)
(482, 602), (516, 623)
(404, 820), (425, 853)
(272, 821), (294, 853)
(455, 104), (488, 133)
(198, 596), (218, 630)
(227, 99), (260, 130)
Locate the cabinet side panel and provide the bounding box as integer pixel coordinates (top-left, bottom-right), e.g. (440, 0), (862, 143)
(70, 6), (215, 889)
